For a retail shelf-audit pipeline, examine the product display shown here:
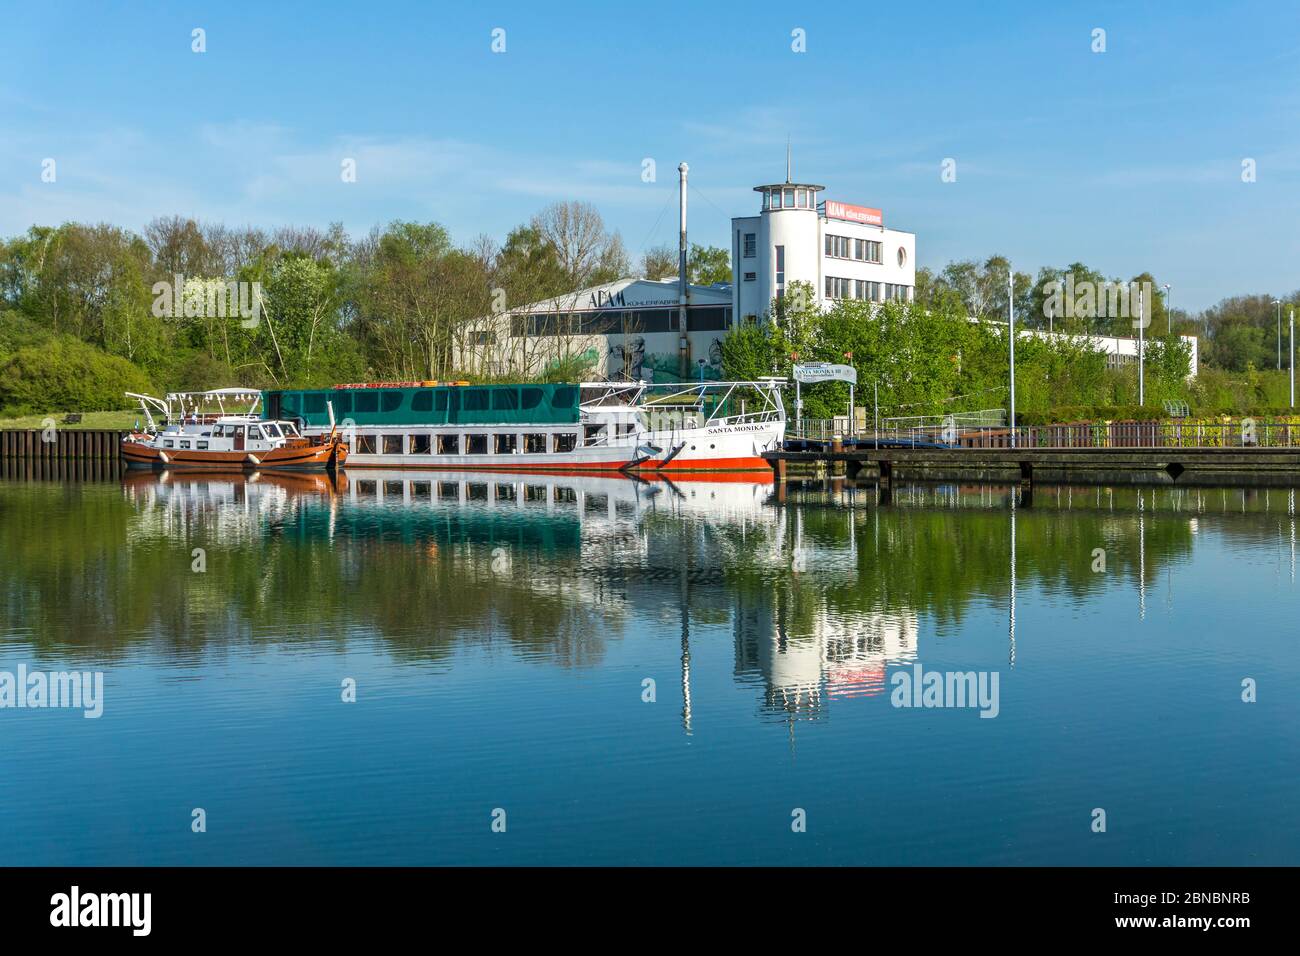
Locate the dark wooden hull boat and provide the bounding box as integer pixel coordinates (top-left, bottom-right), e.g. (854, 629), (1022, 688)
(121, 437), (346, 472)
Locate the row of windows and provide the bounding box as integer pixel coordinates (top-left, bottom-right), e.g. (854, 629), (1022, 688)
(822, 279), (914, 303)
(513, 307), (731, 337)
(762, 187), (819, 210)
(825, 277), (882, 301)
(355, 432), (577, 456)
(352, 480), (633, 513)
(825, 235), (882, 263)
(351, 426), (639, 456)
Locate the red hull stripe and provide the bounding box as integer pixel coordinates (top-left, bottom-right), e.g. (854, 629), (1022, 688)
(340, 456), (771, 474)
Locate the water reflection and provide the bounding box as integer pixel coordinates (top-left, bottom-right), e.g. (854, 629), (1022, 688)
(4, 469), (1284, 729)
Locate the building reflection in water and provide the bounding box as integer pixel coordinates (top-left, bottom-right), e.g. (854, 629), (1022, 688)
(90, 469), (1242, 732)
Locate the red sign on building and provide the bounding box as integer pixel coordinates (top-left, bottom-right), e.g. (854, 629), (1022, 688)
(824, 200), (883, 226)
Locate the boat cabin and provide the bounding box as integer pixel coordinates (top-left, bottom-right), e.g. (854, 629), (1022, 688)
(155, 418), (305, 453)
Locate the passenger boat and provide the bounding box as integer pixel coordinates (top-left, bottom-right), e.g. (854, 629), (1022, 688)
(120, 388), (347, 472)
(260, 379), (786, 472)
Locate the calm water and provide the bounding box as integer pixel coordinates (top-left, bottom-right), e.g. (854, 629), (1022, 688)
(1, 469), (1297, 866)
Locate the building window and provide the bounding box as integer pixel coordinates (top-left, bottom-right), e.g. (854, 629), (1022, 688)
(743, 272), (756, 281)
(897, 246), (908, 267)
(783, 188), (794, 208)
(856, 280), (881, 301)
(825, 276), (852, 300)
(743, 233), (756, 258)
(775, 245), (785, 290)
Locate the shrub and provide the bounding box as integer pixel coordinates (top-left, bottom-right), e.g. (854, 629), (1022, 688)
(0, 337), (154, 414)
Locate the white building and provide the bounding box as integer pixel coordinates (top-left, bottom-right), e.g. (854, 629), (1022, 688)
(463, 276), (734, 381)
(731, 174), (916, 322)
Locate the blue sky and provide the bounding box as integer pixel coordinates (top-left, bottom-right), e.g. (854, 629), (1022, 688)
(2, 0), (1298, 310)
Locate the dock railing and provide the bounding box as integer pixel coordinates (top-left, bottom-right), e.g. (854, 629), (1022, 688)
(787, 419), (1300, 450)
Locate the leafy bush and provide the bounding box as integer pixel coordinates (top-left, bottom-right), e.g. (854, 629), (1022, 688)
(0, 336), (153, 414)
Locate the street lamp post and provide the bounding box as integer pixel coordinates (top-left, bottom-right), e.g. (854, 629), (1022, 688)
(1291, 308), (1295, 408)
(844, 351), (854, 437)
(1163, 283), (1171, 336)
(1276, 300), (1283, 371)
(1138, 285), (1145, 407)
(1008, 264), (1016, 448)
(791, 353), (801, 435)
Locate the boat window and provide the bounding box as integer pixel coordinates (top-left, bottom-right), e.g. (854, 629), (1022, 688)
(523, 433), (546, 454)
(550, 386), (577, 410)
(411, 392), (433, 412)
(332, 392), (352, 414)
(553, 432), (577, 453)
(197, 441), (209, 450)
(409, 434), (432, 454)
(382, 434), (403, 455)
(494, 433), (517, 454)
(263, 423), (282, 438)
(355, 435), (376, 455)
(249, 426), (264, 441)
(437, 434), (459, 455)
(282, 422), (300, 436)
(491, 388), (519, 411)
(355, 392), (378, 413)
(520, 387), (544, 410)
(211, 425), (223, 437)
(381, 391), (403, 413)
(434, 391), (449, 412)
(305, 392), (327, 414)
(179, 441), (190, 449)
(583, 425), (604, 446)
(465, 434), (488, 454)
(464, 389), (489, 411)
(164, 440), (174, 448)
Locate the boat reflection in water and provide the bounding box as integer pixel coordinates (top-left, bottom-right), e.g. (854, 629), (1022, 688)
(113, 468), (922, 724)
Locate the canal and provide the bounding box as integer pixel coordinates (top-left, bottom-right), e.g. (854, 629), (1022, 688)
(1, 471), (1296, 865)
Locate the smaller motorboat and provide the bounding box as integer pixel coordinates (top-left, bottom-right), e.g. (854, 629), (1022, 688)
(121, 388), (347, 472)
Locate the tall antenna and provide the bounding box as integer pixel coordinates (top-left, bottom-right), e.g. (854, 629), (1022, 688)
(785, 137), (792, 182)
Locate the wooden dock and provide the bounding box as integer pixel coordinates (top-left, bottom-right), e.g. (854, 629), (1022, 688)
(765, 444), (1300, 488)
(0, 429), (128, 462)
